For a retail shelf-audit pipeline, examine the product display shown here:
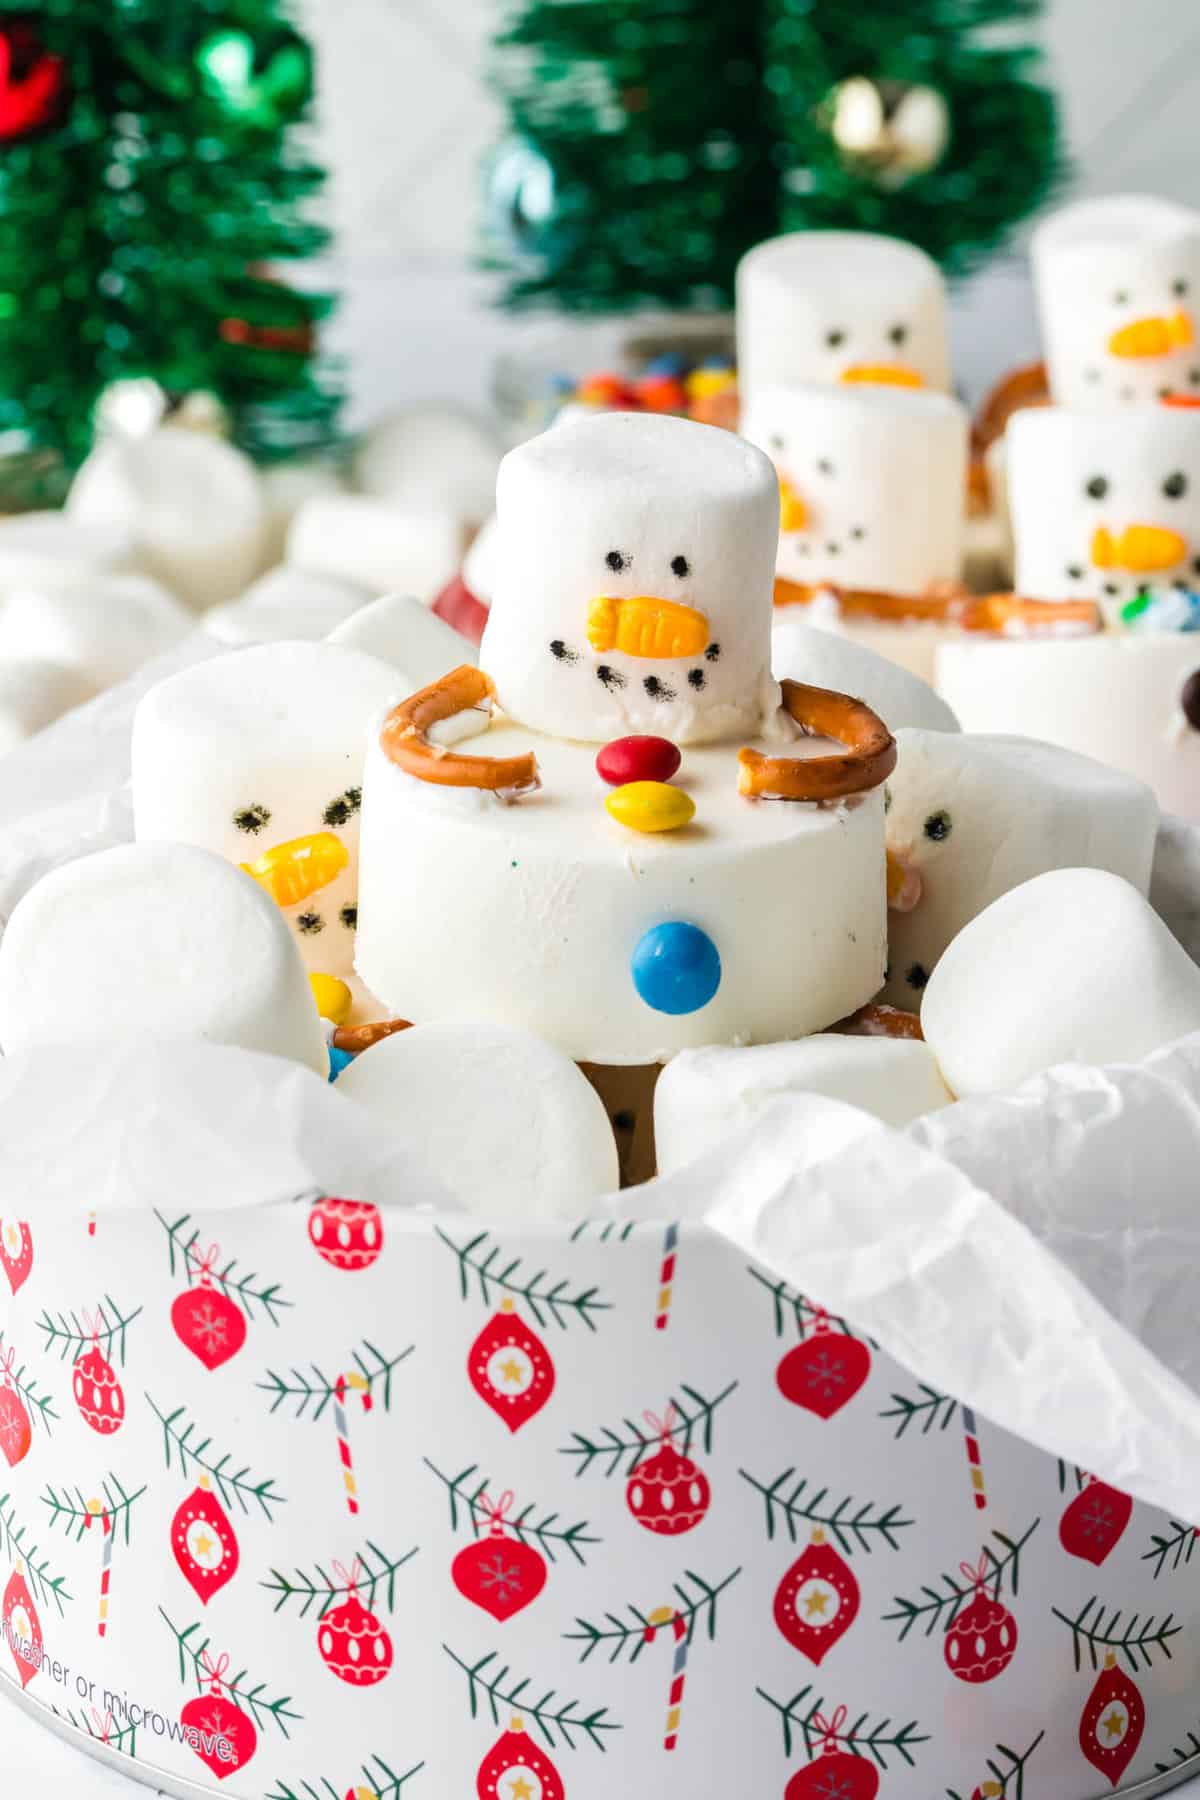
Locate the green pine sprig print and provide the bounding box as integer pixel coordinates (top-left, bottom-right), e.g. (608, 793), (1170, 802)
(256, 1340), (413, 1421)
(568, 1219), (636, 1244)
(437, 1227), (611, 1331)
(945, 1730), (1045, 1800)
(36, 1295), (142, 1366)
(560, 1380), (738, 1478)
(260, 1541), (418, 1619)
(1051, 1593), (1182, 1672)
(747, 1266), (869, 1343)
(1154, 1720), (1200, 1777)
(739, 1466), (912, 1554)
(54, 1703), (138, 1759)
(424, 1459), (599, 1564)
(1143, 1519), (1197, 1580)
(265, 1758), (424, 1800)
(0, 1491), (73, 1614)
(145, 1393), (285, 1520)
(879, 1381), (960, 1438)
(565, 1566), (741, 1664)
(884, 1520), (1040, 1641)
(40, 1472), (146, 1547)
(756, 1684), (928, 1769)
(159, 1609), (301, 1737)
(153, 1210), (291, 1325)
(0, 1332), (59, 1436)
(443, 1643), (619, 1750)
(1056, 1459), (1088, 1494)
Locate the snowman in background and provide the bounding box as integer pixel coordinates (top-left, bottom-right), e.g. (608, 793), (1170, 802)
(1032, 195), (1200, 408)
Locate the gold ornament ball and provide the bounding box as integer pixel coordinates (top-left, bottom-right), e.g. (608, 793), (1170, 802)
(828, 76), (951, 187)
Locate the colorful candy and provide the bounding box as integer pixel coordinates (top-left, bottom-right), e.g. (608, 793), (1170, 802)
(596, 734), (682, 787)
(632, 922), (721, 1015)
(309, 973), (353, 1025)
(606, 782), (695, 835)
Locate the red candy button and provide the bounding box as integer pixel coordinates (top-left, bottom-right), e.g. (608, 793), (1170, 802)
(596, 735), (682, 787)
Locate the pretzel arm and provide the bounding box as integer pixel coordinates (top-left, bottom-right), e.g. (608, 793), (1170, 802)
(738, 679), (896, 801)
(379, 665), (540, 795)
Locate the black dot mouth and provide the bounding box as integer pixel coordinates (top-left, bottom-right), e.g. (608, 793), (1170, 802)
(687, 668), (706, 690)
(849, 525), (866, 541)
(642, 676), (677, 702)
(596, 665), (626, 690)
(1065, 565), (1084, 581)
(322, 788), (362, 830)
(705, 642), (721, 662)
(549, 639), (578, 664)
(905, 962), (929, 991)
(233, 804), (271, 835)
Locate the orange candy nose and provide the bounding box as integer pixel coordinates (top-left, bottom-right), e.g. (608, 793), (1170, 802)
(778, 477), (809, 533)
(1107, 311), (1195, 358)
(1090, 523), (1188, 574)
(240, 831), (349, 908)
(586, 593), (710, 659)
(886, 849), (923, 913)
(840, 363), (924, 388)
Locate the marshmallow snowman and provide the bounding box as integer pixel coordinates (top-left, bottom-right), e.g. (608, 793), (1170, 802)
(742, 383), (968, 597)
(131, 642), (401, 979)
(1032, 195), (1200, 408)
(480, 411), (780, 745)
(736, 231), (950, 404)
(1009, 405), (1200, 610)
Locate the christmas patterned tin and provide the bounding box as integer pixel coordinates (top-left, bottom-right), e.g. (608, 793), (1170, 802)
(1, 1197), (1198, 1800)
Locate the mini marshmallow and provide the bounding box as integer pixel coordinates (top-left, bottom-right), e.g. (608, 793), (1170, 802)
(0, 659), (92, 753)
(742, 383), (968, 598)
(772, 618), (960, 733)
(1008, 405), (1200, 614)
(335, 1021), (618, 1216)
(66, 429), (268, 610)
(736, 230), (950, 403)
(462, 513), (500, 605)
(328, 591), (476, 684)
(286, 494), (462, 603)
(204, 567), (372, 646)
(481, 411), (780, 744)
(655, 1036), (951, 1175)
(132, 642), (400, 977)
(0, 574), (192, 695)
(1032, 195), (1200, 408)
(922, 867), (1200, 1098)
(0, 512), (137, 591)
(883, 731), (1158, 1008)
(259, 456), (345, 566)
(0, 842), (328, 1075)
(354, 406), (502, 530)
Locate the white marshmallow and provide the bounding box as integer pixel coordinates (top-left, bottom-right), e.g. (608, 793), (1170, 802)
(335, 1020), (618, 1216)
(0, 659), (92, 753)
(922, 867), (1200, 1098)
(0, 574), (192, 694)
(883, 730), (1158, 1007)
(354, 406), (501, 530)
(481, 412), (779, 745)
(1032, 195), (1200, 409)
(327, 591), (475, 684)
(462, 513), (500, 605)
(0, 512), (137, 591)
(1008, 405), (1200, 613)
(132, 642), (401, 977)
(0, 842), (328, 1076)
(736, 231), (950, 403)
(286, 494), (461, 603)
(204, 567), (371, 647)
(772, 617), (960, 733)
(259, 456), (345, 566)
(655, 1036), (951, 1175)
(66, 430), (268, 610)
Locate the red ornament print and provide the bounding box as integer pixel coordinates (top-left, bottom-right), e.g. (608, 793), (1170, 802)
(171, 1244), (247, 1372)
(0, 26), (65, 142)
(467, 1299), (555, 1433)
(72, 1309), (124, 1436)
(181, 1651), (257, 1781)
(1079, 1653), (1146, 1788)
(785, 1707), (879, 1800)
(626, 1405), (711, 1535)
(774, 1529), (860, 1665)
(943, 1553), (1018, 1684)
(0, 1347), (31, 1468)
(0, 1218), (33, 1295)
(453, 1490), (548, 1622)
(172, 1480), (240, 1606)
(1059, 1474), (1133, 1567)
(476, 1716), (565, 1800)
(777, 1310), (871, 1420)
(3, 1566), (42, 1689)
(317, 1559), (394, 1686)
(308, 1196), (384, 1272)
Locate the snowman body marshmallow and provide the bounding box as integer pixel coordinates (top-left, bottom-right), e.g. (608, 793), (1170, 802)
(1032, 195), (1200, 409)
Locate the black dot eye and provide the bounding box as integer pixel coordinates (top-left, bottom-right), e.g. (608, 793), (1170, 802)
(889, 324), (909, 346)
(816, 457), (834, 476)
(1066, 564), (1084, 580)
(825, 329), (846, 349)
(1173, 278), (1189, 298)
(924, 810), (952, 842)
(906, 962), (929, 991)
(1085, 474), (1109, 500)
(705, 642), (720, 661)
(687, 667), (706, 689)
(883, 785), (892, 814)
(322, 788), (361, 830)
(671, 554), (690, 578)
(770, 432), (785, 452)
(1102, 581), (1121, 597)
(233, 803), (271, 835)
(340, 904), (358, 930)
(605, 549), (629, 572)
(296, 911), (325, 936)
(1113, 290), (1130, 306)
(1192, 557), (1200, 575)
(849, 525), (865, 541)
(1163, 470), (1188, 500)
(549, 639), (578, 663)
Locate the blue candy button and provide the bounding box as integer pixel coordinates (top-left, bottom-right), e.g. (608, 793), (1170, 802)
(631, 921), (721, 1015)
(328, 1046), (355, 1083)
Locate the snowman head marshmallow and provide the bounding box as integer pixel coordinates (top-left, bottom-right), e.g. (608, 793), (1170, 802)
(1032, 195), (1200, 408)
(479, 411), (780, 745)
(1008, 405), (1200, 614)
(742, 383), (968, 598)
(736, 231), (950, 406)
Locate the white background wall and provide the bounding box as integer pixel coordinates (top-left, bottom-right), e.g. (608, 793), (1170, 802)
(295, 0), (1200, 425)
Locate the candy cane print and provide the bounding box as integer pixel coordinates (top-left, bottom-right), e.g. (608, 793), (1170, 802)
(962, 1405), (988, 1511)
(655, 1223), (679, 1331)
(333, 1372), (372, 1514)
(643, 1606), (689, 1751)
(84, 1500), (113, 1636)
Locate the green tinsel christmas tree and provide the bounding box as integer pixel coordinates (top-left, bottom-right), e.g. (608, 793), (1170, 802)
(0, 0), (339, 483)
(484, 0), (1063, 313)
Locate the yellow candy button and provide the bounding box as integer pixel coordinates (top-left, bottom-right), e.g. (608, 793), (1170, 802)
(309, 973), (353, 1025)
(605, 780), (695, 834)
